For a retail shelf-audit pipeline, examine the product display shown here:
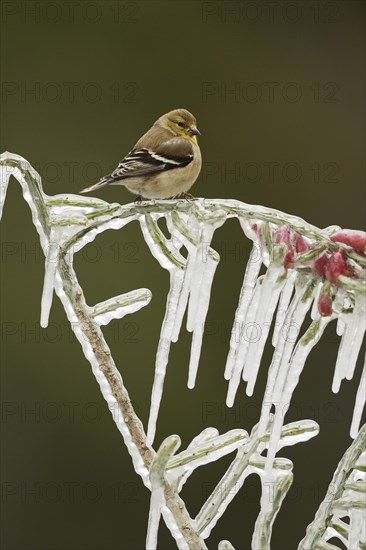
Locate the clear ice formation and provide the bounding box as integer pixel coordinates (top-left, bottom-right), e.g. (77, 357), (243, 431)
(1, 152), (365, 550)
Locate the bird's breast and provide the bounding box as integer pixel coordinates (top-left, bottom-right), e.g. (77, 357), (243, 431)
(127, 145), (202, 199)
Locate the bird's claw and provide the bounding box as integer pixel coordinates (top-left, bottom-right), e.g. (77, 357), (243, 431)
(182, 192), (197, 201)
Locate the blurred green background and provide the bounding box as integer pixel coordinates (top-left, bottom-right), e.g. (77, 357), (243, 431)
(1, 1), (365, 549)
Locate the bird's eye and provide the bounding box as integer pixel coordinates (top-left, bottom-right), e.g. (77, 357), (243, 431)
(177, 121), (185, 128)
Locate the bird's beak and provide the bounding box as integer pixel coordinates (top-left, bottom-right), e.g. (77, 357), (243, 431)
(188, 126), (201, 136)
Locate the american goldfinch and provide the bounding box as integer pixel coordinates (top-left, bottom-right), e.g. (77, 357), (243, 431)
(80, 108), (201, 200)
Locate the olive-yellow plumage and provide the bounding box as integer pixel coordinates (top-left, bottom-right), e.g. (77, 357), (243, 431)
(80, 109), (202, 200)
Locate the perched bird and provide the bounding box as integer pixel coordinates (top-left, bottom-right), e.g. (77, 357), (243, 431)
(80, 108), (202, 200)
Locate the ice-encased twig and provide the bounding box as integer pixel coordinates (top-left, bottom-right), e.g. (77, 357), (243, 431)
(140, 213), (186, 269)
(168, 428), (219, 493)
(2, 152), (366, 550)
(195, 418), (318, 539)
(260, 419), (319, 450)
(254, 420), (318, 547)
(218, 541), (235, 550)
(298, 425), (366, 550)
(147, 435), (181, 550)
(167, 429), (248, 472)
(252, 472), (293, 550)
(195, 433), (262, 538)
(1, 153), (206, 550)
(329, 517), (349, 546)
(90, 289), (152, 325)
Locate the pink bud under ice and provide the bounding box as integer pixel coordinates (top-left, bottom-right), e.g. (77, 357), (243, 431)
(314, 253), (329, 277)
(330, 229), (366, 250)
(326, 250), (347, 283)
(294, 233), (308, 253)
(318, 292), (333, 316)
(274, 224), (291, 245)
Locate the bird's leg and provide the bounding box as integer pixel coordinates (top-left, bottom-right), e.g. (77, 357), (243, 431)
(182, 192), (197, 201)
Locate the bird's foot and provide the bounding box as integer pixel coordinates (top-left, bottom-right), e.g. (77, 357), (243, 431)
(182, 192), (197, 201)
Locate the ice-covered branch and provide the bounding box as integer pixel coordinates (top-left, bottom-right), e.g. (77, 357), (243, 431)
(1, 151), (365, 550)
(0, 152), (206, 550)
(195, 417), (319, 541)
(298, 425), (366, 550)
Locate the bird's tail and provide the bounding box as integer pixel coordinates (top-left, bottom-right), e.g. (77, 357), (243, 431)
(80, 175), (114, 194)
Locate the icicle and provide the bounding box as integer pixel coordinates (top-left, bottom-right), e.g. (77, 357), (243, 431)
(346, 305), (366, 381)
(265, 314), (330, 473)
(171, 245), (197, 342)
(185, 215), (225, 387)
(139, 213), (191, 445)
(188, 252), (219, 388)
(257, 278), (315, 440)
(242, 263), (288, 397)
(272, 272), (296, 347)
(224, 243), (262, 380)
(332, 297), (366, 393)
(350, 355), (366, 439)
(0, 161), (12, 219)
(310, 281), (322, 320)
(239, 217), (258, 243)
(226, 278), (263, 407)
(336, 315), (346, 336)
(40, 225), (63, 328)
(186, 222), (216, 332)
(147, 268), (185, 446)
(40, 250), (57, 328)
(168, 212), (199, 342)
(225, 222), (290, 403)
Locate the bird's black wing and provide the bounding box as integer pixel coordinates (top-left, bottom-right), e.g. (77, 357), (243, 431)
(110, 138), (194, 181)
(80, 138), (194, 193)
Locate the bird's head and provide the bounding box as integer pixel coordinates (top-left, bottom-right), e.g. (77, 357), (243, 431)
(158, 109), (201, 142)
